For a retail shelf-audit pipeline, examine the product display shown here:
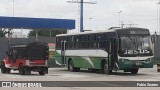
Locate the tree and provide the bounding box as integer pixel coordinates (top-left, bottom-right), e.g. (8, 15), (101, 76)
(28, 29), (67, 37)
(0, 28), (8, 37)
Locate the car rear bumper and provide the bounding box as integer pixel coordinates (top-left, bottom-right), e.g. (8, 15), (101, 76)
(25, 65), (49, 74)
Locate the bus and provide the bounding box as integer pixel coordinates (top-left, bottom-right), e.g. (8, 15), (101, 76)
(55, 27), (153, 74)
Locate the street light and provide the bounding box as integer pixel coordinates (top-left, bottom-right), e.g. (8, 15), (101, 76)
(118, 11), (122, 27)
(157, 2), (160, 34)
(67, 0), (96, 32)
(7, 0), (15, 51)
(89, 18), (92, 30)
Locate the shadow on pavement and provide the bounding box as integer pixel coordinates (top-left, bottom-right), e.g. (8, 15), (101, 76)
(59, 69), (148, 76)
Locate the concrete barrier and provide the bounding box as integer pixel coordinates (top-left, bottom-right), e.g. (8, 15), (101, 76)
(157, 64), (160, 72)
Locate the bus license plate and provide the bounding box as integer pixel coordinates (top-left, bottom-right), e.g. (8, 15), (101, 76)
(136, 62), (142, 66)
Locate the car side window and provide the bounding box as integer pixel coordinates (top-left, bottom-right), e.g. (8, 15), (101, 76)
(17, 49), (25, 58)
(12, 49), (17, 59)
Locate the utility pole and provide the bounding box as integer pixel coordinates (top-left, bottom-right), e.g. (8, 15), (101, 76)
(118, 11), (122, 27)
(89, 17), (92, 30)
(36, 30), (39, 41)
(7, 28), (12, 51)
(67, 0), (96, 32)
(7, 0), (15, 51)
(50, 30), (52, 37)
(158, 1), (160, 35)
(21, 28), (23, 38)
(120, 21), (124, 28)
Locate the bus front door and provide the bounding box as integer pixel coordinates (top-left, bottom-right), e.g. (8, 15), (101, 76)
(61, 41), (66, 65)
(108, 38), (118, 69)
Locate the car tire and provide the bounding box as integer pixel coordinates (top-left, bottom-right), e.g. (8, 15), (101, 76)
(1, 62), (6, 73)
(6, 68), (11, 74)
(39, 71), (45, 75)
(19, 64), (25, 75)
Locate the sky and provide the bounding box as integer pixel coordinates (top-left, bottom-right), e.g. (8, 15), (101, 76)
(0, 0), (159, 35)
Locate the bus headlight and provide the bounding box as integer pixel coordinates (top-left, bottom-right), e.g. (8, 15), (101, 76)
(145, 58), (151, 63)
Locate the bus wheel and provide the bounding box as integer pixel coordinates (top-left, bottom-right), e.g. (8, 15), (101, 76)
(19, 64), (25, 75)
(68, 60), (74, 72)
(68, 60), (79, 72)
(102, 60), (112, 75)
(1, 62), (6, 73)
(131, 69), (139, 74)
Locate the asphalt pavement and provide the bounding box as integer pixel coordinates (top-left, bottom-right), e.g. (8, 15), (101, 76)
(0, 65), (160, 90)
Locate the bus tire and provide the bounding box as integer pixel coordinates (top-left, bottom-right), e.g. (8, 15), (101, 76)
(101, 60), (112, 75)
(68, 60), (74, 72)
(1, 62), (6, 73)
(131, 69), (139, 74)
(19, 64), (25, 75)
(68, 60), (79, 72)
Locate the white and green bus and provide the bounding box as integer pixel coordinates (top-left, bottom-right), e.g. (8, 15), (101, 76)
(55, 27), (153, 74)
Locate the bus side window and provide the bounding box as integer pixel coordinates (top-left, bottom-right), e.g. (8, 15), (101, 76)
(56, 37), (61, 49)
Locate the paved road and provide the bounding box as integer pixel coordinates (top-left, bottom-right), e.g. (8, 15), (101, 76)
(0, 65), (160, 90)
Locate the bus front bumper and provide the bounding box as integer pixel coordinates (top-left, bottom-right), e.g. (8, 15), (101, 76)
(118, 58), (153, 69)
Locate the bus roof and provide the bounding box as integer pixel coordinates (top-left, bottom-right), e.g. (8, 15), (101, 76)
(115, 27), (150, 35)
(56, 29), (116, 37)
(56, 27), (149, 37)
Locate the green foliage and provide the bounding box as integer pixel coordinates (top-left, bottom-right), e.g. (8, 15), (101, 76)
(0, 28), (8, 37)
(28, 29), (67, 37)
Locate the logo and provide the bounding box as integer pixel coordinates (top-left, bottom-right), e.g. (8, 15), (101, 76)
(2, 82), (12, 87)
(1, 82), (43, 87)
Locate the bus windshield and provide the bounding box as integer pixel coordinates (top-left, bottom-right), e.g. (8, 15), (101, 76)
(120, 35), (152, 56)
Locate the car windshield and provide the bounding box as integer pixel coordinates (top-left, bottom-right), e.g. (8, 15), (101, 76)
(120, 35), (152, 56)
